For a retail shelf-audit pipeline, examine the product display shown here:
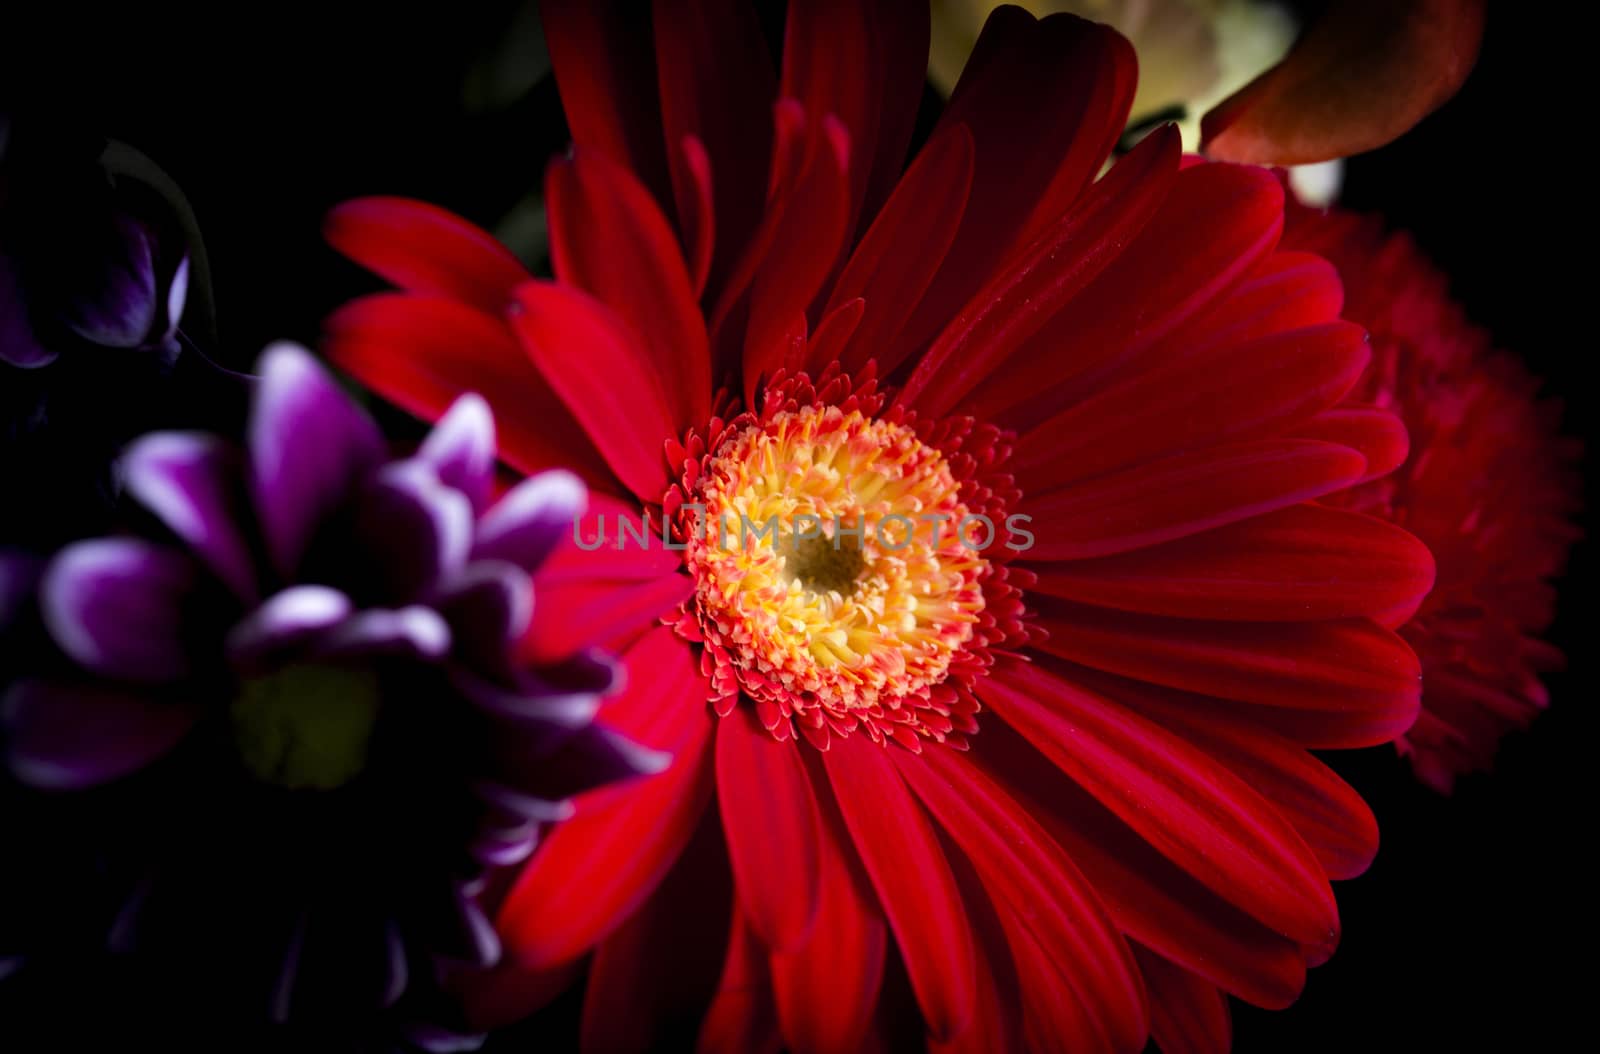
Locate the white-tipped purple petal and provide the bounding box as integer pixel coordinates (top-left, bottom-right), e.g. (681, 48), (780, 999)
(314, 606), (452, 661)
(249, 343), (384, 578)
(441, 885), (501, 968)
(3, 679), (199, 788)
(270, 915), (309, 1025)
(1, 252), (55, 368)
(225, 585), (353, 666)
(121, 431), (257, 601)
(402, 1024), (489, 1054)
(474, 781), (576, 824)
(419, 393), (496, 512)
(449, 666), (600, 728)
(41, 539), (199, 682)
(353, 460), (473, 604)
(503, 723), (671, 801)
(434, 560), (533, 670)
(529, 648), (625, 698)
(471, 829), (539, 868)
(381, 922), (408, 1010)
(162, 253), (190, 343)
(472, 469), (586, 573)
(63, 214), (158, 348)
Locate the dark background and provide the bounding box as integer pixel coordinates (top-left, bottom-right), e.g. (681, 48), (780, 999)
(4, 2), (1591, 1050)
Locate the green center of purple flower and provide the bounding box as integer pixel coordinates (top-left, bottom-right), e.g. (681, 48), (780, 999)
(230, 664), (383, 790)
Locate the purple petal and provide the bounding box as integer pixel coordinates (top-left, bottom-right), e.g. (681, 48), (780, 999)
(499, 722), (670, 801)
(449, 666), (600, 728)
(472, 469), (586, 573)
(440, 885), (501, 968)
(1, 252), (54, 369)
(0, 549), (42, 632)
(473, 781), (575, 824)
(225, 585), (352, 666)
(470, 829), (539, 868)
(434, 560), (533, 670)
(121, 431), (257, 601)
(378, 922), (408, 1009)
(528, 648), (624, 697)
(3, 678), (199, 788)
(64, 214), (159, 348)
(41, 539), (199, 682)
(162, 253), (190, 343)
(271, 915), (309, 1025)
(419, 393), (496, 512)
(314, 606), (451, 661)
(249, 343), (384, 578)
(402, 1024), (488, 1054)
(353, 461), (473, 604)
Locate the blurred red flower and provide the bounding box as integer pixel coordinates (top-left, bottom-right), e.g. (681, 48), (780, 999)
(1286, 200), (1581, 793)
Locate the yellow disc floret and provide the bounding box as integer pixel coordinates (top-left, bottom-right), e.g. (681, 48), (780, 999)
(685, 405), (989, 742)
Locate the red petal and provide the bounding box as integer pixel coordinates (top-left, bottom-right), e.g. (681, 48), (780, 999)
(983, 657), (1338, 946)
(580, 809), (733, 1054)
(742, 113), (852, 406)
(1201, 0), (1486, 165)
(321, 293), (612, 486)
(520, 568), (693, 666)
(542, 0), (670, 201)
(537, 492), (687, 586)
(803, 298), (865, 374)
(896, 746), (1147, 1052)
(771, 778), (889, 1054)
(547, 149), (711, 431)
(698, 910), (783, 1054)
(780, 0), (929, 239)
(1184, 250), (1345, 348)
(976, 722), (1308, 1009)
(1133, 945), (1232, 1054)
(1021, 439), (1367, 561)
(652, 0), (775, 300)
(902, 9), (1136, 353)
(854, 1), (931, 228)
(1014, 321), (1369, 492)
(960, 162), (1287, 430)
(1092, 670), (1380, 880)
(822, 735), (977, 1042)
(324, 198), (528, 315)
(459, 958), (582, 1031)
(495, 628), (714, 969)
(675, 135), (716, 298)
(1029, 601), (1422, 747)
(1295, 406), (1410, 482)
(1027, 503), (1435, 623)
(898, 125), (1179, 416)
(825, 122), (974, 379)
(708, 99), (809, 374)
(716, 709), (823, 951)
(508, 281), (675, 502)
(929, 846), (1024, 1053)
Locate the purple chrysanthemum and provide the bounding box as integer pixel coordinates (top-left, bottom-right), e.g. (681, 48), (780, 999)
(1, 343), (661, 1049)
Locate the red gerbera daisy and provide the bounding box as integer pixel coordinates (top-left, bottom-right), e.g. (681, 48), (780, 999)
(1283, 200), (1581, 794)
(323, 3), (1435, 1050)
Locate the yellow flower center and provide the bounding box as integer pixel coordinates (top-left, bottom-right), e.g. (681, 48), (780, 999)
(231, 664), (382, 790)
(686, 406), (989, 733)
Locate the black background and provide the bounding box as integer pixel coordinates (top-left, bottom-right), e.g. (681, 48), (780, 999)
(3, 2), (1591, 1051)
